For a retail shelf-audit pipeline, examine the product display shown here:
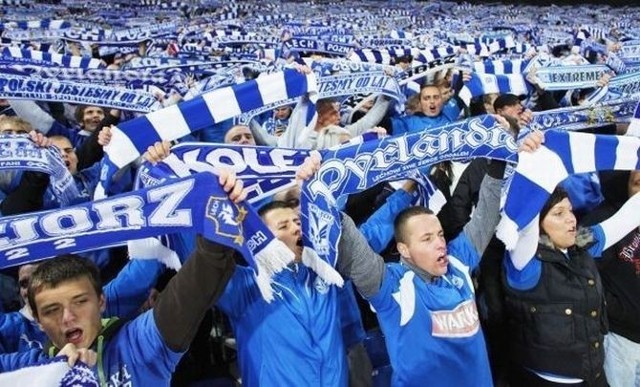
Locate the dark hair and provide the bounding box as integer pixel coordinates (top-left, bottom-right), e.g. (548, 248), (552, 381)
(258, 200), (296, 219)
(419, 83), (440, 92)
(73, 105), (105, 126)
(394, 206), (435, 244)
(539, 186), (570, 227)
(500, 114), (521, 137)
(316, 98), (339, 115)
(28, 255), (102, 319)
(493, 94), (521, 112)
(395, 54), (413, 64)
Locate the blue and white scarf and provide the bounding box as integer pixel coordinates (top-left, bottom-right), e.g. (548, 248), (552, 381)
(138, 142), (311, 204)
(619, 42), (640, 65)
(0, 135), (79, 206)
(628, 101), (640, 137)
(0, 19), (71, 30)
(300, 114), (518, 280)
(533, 64), (610, 91)
(99, 69), (318, 196)
(473, 59), (529, 74)
(239, 69), (403, 127)
(0, 358), (98, 386)
(2, 64), (180, 90)
(283, 37), (354, 57)
(458, 72), (532, 106)
(0, 73), (161, 112)
(497, 130), (640, 250)
(1, 47), (105, 69)
(526, 97), (638, 133)
(0, 172), (292, 301)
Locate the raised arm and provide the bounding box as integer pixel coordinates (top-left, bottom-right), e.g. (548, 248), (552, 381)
(461, 161), (504, 257)
(336, 213), (386, 298)
(344, 95), (390, 137)
(152, 170), (243, 352)
(248, 118), (277, 147)
(102, 258), (166, 320)
(277, 95), (317, 149)
(297, 151), (385, 297)
(599, 189), (640, 251)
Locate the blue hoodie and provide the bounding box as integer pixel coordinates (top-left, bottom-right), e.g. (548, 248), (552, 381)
(217, 264), (348, 387)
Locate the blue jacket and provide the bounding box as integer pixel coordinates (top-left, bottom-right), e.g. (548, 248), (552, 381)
(0, 309), (46, 353)
(217, 264), (347, 387)
(391, 111), (453, 137)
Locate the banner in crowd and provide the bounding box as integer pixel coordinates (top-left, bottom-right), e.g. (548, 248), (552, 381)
(0, 73), (161, 112)
(300, 114), (518, 278)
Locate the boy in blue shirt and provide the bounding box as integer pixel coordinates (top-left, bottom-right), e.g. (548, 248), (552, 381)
(0, 170), (243, 386)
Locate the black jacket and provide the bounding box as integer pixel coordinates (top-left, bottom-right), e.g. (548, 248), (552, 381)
(503, 237), (608, 383)
(582, 170), (640, 343)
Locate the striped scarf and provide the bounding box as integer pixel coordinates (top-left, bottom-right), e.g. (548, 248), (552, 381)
(458, 72), (533, 106)
(0, 172), (292, 302)
(300, 114), (518, 279)
(0, 358), (98, 386)
(497, 130), (640, 250)
(0, 135), (80, 206)
(98, 69), (318, 196)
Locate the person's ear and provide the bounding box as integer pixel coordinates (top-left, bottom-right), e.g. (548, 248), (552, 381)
(397, 242), (409, 258)
(99, 294), (106, 314)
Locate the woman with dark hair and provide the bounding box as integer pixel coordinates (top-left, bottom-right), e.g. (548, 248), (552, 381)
(502, 182), (640, 386)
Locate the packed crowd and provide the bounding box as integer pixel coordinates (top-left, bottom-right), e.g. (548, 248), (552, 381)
(0, 0), (639, 386)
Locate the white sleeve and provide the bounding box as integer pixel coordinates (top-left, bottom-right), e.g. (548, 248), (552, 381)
(8, 100), (55, 134)
(600, 190), (640, 250)
(508, 216), (540, 270)
(277, 96), (317, 149)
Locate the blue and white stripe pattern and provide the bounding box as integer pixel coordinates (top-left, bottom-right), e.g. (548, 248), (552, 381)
(1, 47), (105, 69)
(497, 130), (640, 250)
(0, 19), (70, 30)
(458, 72), (532, 105)
(0, 357), (98, 386)
(414, 46), (456, 64)
(473, 59), (529, 74)
(627, 101), (640, 137)
(349, 48), (411, 64)
(101, 69), (318, 191)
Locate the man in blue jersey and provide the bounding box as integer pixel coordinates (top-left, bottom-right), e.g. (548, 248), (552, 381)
(0, 170), (244, 386)
(294, 131), (542, 387)
(391, 82), (465, 137)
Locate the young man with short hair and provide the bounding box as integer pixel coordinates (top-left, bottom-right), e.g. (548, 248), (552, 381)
(216, 200), (349, 386)
(294, 132), (543, 386)
(0, 171), (244, 386)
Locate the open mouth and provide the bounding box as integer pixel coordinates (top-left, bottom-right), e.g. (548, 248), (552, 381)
(65, 328), (83, 345)
(436, 254), (448, 265)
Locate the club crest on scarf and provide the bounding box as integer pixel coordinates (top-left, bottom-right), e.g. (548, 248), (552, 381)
(308, 203), (332, 256)
(300, 115), (518, 286)
(205, 196), (248, 246)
